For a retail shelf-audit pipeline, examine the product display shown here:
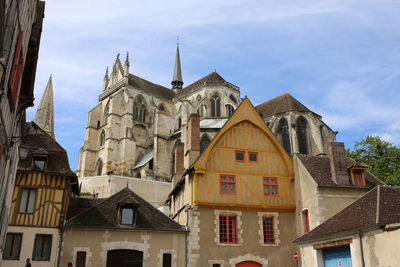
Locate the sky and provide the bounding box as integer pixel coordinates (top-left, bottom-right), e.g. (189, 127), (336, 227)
(26, 0), (400, 171)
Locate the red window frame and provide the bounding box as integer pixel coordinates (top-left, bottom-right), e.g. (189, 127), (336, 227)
(220, 175), (236, 194)
(235, 151), (245, 162)
(262, 217), (275, 244)
(353, 171), (365, 186)
(248, 152), (258, 163)
(219, 215), (238, 244)
(263, 177), (279, 196)
(303, 210), (310, 233)
(9, 31), (24, 107)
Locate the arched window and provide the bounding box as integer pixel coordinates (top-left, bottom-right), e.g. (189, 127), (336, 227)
(229, 94), (238, 104)
(103, 102), (109, 124)
(197, 103), (205, 118)
(200, 135), (211, 154)
(211, 93), (221, 117)
(96, 159), (103, 176)
(226, 104), (235, 117)
(297, 117), (308, 155)
(158, 104), (165, 111)
(99, 130), (105, 147)
(278, 118), (291, 155)
(133, 96), (146, 123)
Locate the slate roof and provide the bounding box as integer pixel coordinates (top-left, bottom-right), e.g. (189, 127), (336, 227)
(294, 186), (400, 243)
(255, 93), (320, 119)
(18, 122), (79, 194)
(128, 74), (175, 101)
(297, 154), (384, 188)
(176, 71), (239, 98)
(133, 151), (153, 170)
(65, 187), (186, 232)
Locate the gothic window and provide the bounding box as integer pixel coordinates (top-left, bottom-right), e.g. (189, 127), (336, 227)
(133, 96), (146, 123)
(278, 118), (291, 155)
(226, 104), (235, 117)
(103, 102), (109, 124)
(210, 93), (221, 117)
(197, 103), (205, 118)
(99, 130), (105, 147)
(296, 117), (308, 155)
(200, 135), (211, 154)
(96, 159), (103, 176)
(229, 94), (238, 104)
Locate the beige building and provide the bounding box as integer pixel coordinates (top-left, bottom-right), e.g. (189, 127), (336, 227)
(60, 187), (187, 267)
(294, 186), (400, 267)
(0, 0), (45, 257)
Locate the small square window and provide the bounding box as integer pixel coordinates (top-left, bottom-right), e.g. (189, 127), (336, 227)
(235, 151), (245, 162)
(248, 152), (258, 162)
(220, 175), (236, 194)
(263, 178), (279, 196)
(32, 234), (52, 261)
(34, 157), (46, 170)
(352, 171), (365, 186)
(121, 208), (134, 225)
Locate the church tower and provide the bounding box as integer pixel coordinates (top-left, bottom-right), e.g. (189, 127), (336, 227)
(33, 75), (55, 138)
(171, 43), (183, 90)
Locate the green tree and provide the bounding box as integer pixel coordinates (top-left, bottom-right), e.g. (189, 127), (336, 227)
(346, 135), (400, 186)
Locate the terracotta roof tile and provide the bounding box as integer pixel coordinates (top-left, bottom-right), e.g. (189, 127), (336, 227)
(297, 154), (384, 188)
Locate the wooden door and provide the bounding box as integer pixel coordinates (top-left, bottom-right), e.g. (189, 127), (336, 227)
(236, 261), (262, 267)
(106, 249), (143, 267)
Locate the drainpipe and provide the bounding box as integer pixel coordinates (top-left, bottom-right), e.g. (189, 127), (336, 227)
(358, 229), (365, 267)
(56, 212), (65, 267)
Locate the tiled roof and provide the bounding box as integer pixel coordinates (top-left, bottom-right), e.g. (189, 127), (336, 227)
(176, 71), (239, 98)
(297, 154), (384, 188)
(133, 151), (153, 170)
(65, 187), (186, 232)
(255, 93), (319, 118)
(128, 74), (175, 101)
(18, 122), (79, 194)
(294, 186), (400, 243)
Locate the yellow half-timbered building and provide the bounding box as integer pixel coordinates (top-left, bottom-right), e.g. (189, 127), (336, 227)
(1, 122), (79, 267)
(169, 98), (298, 267)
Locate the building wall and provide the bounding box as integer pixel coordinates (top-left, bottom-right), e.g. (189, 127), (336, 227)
(193, 208), (297, 267)
(363, 228), (400, 267)
(0, 0), (44, 257)
(60, 229), (186, 267)
(79, 175), (171, 209)
(2, 226), (60, 267)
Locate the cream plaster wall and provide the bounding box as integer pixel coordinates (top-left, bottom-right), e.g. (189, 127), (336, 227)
(60, 229), (186, 267)
(363, 228), (400, 267)
(2, 226), (60, 267)
(79, 175), (171, 209)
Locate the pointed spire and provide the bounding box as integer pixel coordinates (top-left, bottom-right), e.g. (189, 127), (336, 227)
(103, 67), (109, 91)
(34, 75), (55, 138)
(171, 38), (183, 90)
(124, 51), (130, 77)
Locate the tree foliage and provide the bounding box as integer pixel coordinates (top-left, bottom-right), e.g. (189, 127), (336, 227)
(346, 135), (400, 185)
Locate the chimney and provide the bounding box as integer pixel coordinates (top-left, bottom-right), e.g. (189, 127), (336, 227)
(174, 142), (184, 176)
(328, 142), (349, 185)
(186, 113), (200, 166)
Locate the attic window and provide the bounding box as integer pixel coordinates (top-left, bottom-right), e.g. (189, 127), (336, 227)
(34, 157), (46, 170)
(352, 170), (365, 187)
(121, 208), (134, 225)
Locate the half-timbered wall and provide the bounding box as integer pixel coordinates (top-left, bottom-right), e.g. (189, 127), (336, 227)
(193, 121), (295, 210)
(8, 171), (70, 227)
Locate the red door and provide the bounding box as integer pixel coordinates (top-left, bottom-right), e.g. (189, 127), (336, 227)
(236, 261), (262, 267)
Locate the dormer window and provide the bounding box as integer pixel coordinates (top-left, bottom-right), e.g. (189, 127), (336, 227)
(351, 169), (366, 187)
(121, 208), (134, 225)
(34, 157), (46, 170)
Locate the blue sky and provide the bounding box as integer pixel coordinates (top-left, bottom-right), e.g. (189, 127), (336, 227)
(26, 0), (400, 170)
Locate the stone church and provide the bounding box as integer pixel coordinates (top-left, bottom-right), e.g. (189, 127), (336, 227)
(77, 45), (336, 191)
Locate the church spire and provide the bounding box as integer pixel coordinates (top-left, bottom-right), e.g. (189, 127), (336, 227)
(171, 38), (183, 90)
(34, 75), (55, 138)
